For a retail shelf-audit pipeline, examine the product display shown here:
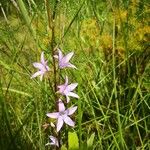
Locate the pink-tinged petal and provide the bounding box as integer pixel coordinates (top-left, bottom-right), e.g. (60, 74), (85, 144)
(67, 92), (79, 99)
(66, 96), (70, 103)
(58, 49), (63, 60)
(66, 83), (78, 92)
(58, 99), (65, 112)
(45, 65), (50, 71)
(57, 116), (64, 132)
(46, 112), (59, 118)
(67, 106), (77, 115)
(41, 52), (45, 64)
(64, 116), (75, 127)
(67, 63), (77, 69)
(62, 52), (74, 64)
(57, 85), (65, 94)
(33, 63), (44, 70)
(59, 63), (66, 69)
(31, 71), (43, 79)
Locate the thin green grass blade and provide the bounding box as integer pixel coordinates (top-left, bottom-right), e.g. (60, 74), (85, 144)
(17, 0), (36, 40)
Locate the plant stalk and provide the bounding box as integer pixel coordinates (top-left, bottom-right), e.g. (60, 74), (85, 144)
(46, 0), (60, 149)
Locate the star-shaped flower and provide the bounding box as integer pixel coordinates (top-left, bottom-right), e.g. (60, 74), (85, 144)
(31, 52), (50, 81)
(45, 136), (59, 147)
(57, 76), (79, 103)
(46, 100), (77, 132)
(54, 49), (76, 69)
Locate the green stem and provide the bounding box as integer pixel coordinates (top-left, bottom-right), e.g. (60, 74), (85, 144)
(46, 0), (60, 149)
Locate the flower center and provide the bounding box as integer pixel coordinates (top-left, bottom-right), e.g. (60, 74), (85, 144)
(59, 111), (66, 116)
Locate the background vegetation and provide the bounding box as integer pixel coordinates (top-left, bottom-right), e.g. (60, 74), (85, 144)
(0, 0), (149, 149)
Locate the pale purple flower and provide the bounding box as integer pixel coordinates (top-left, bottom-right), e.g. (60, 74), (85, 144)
(31, 52), (50, 81)
(45, 136), (59, 147)
(54, 49), (76, 69)
(46, 100), (77, 132)
(57, 76), (79, 103)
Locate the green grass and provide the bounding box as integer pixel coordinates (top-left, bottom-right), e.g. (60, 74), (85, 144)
(0, 0), (150, 150)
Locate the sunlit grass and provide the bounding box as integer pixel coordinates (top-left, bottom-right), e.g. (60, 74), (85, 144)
(0, 0), (150, 150)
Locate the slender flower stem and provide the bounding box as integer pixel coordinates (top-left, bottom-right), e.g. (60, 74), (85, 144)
(51, 1), (61, 149)
(46, 0), (60, 149)
(45, 0), (58, 105)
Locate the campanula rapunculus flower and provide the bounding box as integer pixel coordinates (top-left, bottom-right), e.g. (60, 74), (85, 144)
(57, 76), (79, 103)
(31, 52), (50, 81)
(46, 100), (77, 132)
(54, 49), (76, 69)
(45, 136), (59, 147)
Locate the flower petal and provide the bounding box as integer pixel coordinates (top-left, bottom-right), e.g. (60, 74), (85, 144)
(58, 49), (63, 60)
(50, 136), (58, 146)
(58, 99), (65, 112)
(57, 85), (66, 94)
(67, 106), (77, 115)
(62, 52), (74, 64)
(66, 83), (78, 92)
(57, 116), (64, 132)
(59, 62), (66, 69)
(64, 116), (75, 127)
(67, 92), (79, 99)
(49, 136), (56, 143)
(46, 112), (59, 118)
(41, 52), (45, 64)
(48, 136), (59, 147)
(31, 71), (43, 79)
(33, 63), (44, 70)
(45, 65), (50, 71)
(67, 63), (77, 69)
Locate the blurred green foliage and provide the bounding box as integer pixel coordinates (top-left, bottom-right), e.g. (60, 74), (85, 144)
(0, 0), (150, 149)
